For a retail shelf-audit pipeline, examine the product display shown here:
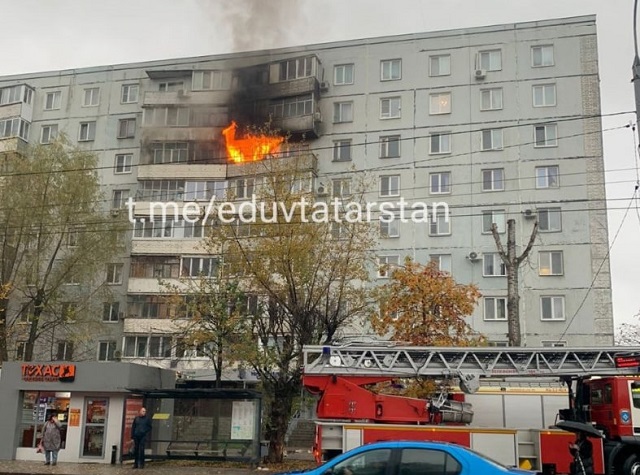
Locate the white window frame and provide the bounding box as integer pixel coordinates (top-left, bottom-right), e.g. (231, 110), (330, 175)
(377, 255), (399, 278)
(536, 166), (559, 189)
(331, 178), (352, 199)
(478, 50), (502, 71)
(429, 214), (451, 236)
(482, 210), (506, 234)
(482, 169), (504, 192)
(429, 133), (451, 154)
(480, 88), (503, 111)
(533, 84), (556, 107)
(379, 175), (400, 198)
(380, 59), (402, 81)
(531, 45), (554, 68)
(98, 341), (117, 361)
(78, 121), (96, 142)
(430, 172), (451, 194)
(538, 207), (562, 232)
(44, 91), (61, 110)
(112, 189), (128, 209)
(534, 123), (558, 148)
(40, 124), (58, 144)
(540, 296), (565, 321)
(539, 251), (564, 276)
(83, 87), (100, 107)
(380, 218), (399, 238)
(380, 97), (401, 119)
(429, 92), (451, 115)
(192, 70), (231, 90)
(334, 64), (354, 85)
(106, 263), (123, 285)
(102, 302), (120, 323)
(114, 154), (133, 174)
(117, 118), (136, 139)
(481, 129), (503, 151)
(332, 139), (352, 161)
(380, 135), (400, 158)
(483, 253), (506, 277)
(333, 101), (353, 123)
(121, 84), (139, 104)
(429, 55), (451, 77)
(430, 254), (452, 273)
(484, 297), (507, 321)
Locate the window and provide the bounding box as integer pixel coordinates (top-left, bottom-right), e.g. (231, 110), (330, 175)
(334, 64), (354, 85)
(192, 70), (231, 90)
(430, 254), (452, 273)
(482, 210), (506, 233)
(430, 214), (451, 236)
(123, 336), (149, 358)
(379, 135), (400, 158)
(333, 101), (353, 123)
(56, 341), (74, 361)
(181, 257), (220, 278)
(159, 81), (183, 92)
(83, 87), (100, 107)
(378, 255), (399, 278)
(106, 264), (123, 284)
(0, 85), (21, 105)
(268, 94), (313, 118)
(152, 142), (188, 164)
(114, 154), (132, 174)
(330, 222), (348, 240)
(430, 55), (451, 76)
(380, 97), (401, 119)
(541, 296), (565, 321)
(184, 220), (206, 238)
(430, 133), (451, 154)
(143, 107), (189, 127)
(538, 207), (562, 232)
(121, 84), (139, 103)
(148, 336), (173, 358)
(184, 180), (226, 201)
(478, 50), (502, 71)
(333, 140), (352, 161)
(536, 166), (559, 189)
(542, 340), (567, 348)
(66, 227), (80, 247)
(429, 92), (451, 114)
(112, 189), (128, 209)
(533, 84), (556, 107)
(483, 253), (506, 276)
(430, 172), (451, 194)
(234, 178), (256, 200)
(484, 297), (507, 321)
(482, 169), (504, 191)
(481, 88), (503, 110)
(381, 59), (401, 81)
(60, 302), (77, 322)
(399, 448), (462, 475)
(65, 273), (80, 285)
(134, 220), (175, 239)
(380, 219), (399, 238)
(532, 45), (554, 67)
(98, 341), (117, 361)
(117, 118), (136, 138)
(332, 178), (351, 198)
(102, 302), (120, 322)
(481, 129), (503, 151)
(380, 175), (400, 197)
(40, 124), (58, 144)
(539, 251), (563, 276)
(78, 121), (96, 141)
(278, 56), (314, 81)
(0, 118), (30, 140)
(534, 124), (558, 147)
(44, 91), (61, 110)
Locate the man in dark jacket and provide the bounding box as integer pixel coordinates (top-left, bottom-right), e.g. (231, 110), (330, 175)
(569, 431), (594, 475)
(131, 407), (152, 469)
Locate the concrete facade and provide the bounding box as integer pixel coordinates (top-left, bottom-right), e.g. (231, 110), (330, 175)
(0, 15), (613, 374)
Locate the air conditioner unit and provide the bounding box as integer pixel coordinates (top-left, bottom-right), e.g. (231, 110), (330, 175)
(113, 350), (122, 361)
(313, 111), (322, 122)
(177, 89), (186, 97)
(316, 184), (328, 196)
(110, 209), (120, 217)
(474, 69), (487, 79)
(320, 81), (330, 92)
(523, 209), (537, 219)
(466, 251), (480, 261)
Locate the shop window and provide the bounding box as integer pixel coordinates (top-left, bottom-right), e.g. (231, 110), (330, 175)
(19, 391), (70, 449)
(82, 398), (109, 457)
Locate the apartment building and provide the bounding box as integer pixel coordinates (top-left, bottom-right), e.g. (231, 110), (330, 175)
(0, 15), (613, 376)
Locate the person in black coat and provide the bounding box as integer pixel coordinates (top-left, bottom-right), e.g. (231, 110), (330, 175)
(131, 407), (152, 469)
(569, 432), (594, 475)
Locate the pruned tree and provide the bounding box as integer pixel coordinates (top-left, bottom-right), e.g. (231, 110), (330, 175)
(0, 137), (124, 361)
(199, 130), (375, 462)
(491, 218), (538, 347)
(371, 258), (484, 346)
(615, 319), (640, 346)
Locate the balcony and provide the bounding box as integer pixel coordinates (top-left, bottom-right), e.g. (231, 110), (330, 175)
(131, 239), (204, 255)
(143, 90), (231, 107)
(137, 163), (227, 180)
(0, 136), (28, 156)
(0, 84), (34, 122)
(140, 125), (220, 143)
(244, 76), (320, 101)
(226, 150), (318, 178)
(128, 277), (190, 294)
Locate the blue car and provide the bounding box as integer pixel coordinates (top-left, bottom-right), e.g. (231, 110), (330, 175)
(276, 441), (537, 475)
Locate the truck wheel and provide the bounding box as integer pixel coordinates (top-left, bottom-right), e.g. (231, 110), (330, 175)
(622, 454), (640, 475)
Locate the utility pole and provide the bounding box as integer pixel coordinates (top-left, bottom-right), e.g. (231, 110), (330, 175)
(634, 0), (640, 143)
(491, 219), (538, 346)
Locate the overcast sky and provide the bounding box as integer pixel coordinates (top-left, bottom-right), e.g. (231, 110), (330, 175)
(3, 0), (639, 330)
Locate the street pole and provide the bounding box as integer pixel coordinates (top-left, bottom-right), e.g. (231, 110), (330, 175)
(633, 0), (640, 143)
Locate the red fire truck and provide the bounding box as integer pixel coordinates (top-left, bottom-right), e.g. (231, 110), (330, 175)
(302, 344), (640, 475)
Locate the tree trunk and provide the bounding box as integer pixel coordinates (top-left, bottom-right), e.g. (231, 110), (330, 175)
(25, 288), (45, 361)
(0, 298), (8, 361)
(506, 220), (521, 346)
(265, 379), (296, 463)
(215, 347), (223, 389)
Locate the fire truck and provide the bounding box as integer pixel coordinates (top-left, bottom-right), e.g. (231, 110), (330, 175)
(302, 344), (640, 475)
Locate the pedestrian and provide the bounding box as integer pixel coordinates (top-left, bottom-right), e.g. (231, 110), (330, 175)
(131, 407), (152, 469)
(569, 431), (594, 475)
(42, 413), (62, 466)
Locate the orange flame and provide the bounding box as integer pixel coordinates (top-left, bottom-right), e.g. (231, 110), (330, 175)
(222, 121), (284, 163)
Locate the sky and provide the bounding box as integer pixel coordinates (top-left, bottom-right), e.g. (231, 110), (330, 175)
(2, 0), (639, 329)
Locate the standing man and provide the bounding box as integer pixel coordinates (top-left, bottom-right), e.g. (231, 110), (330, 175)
(569, 431), (594, 475)
(131, 407), (152, 469)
